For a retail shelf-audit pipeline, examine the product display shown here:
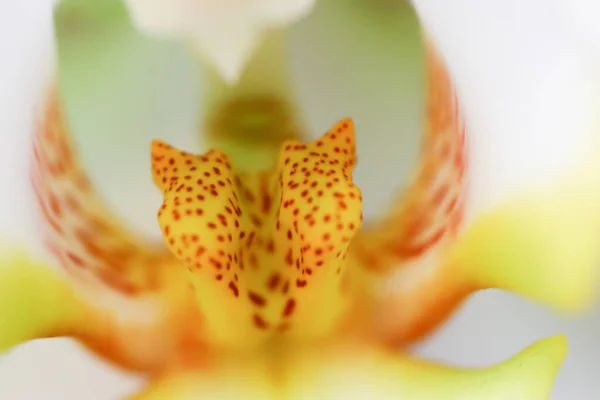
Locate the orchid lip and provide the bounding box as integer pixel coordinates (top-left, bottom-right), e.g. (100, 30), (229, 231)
(151, 119), (363, 348)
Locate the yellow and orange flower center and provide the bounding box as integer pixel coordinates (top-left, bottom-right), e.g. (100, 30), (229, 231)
(151, 119), (363, 349)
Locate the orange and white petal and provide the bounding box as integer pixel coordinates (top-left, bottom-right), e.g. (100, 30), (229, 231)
(286, 3), (465, 344)
(152, 120), (362, 348)
(30, 83), (212, 373)
(126, 336), (566, 400)
(32, 86), (178, 297)
(0, 0), (55, 243)
(348, 42), (470, 345)
(123, 0), (316, 83)
(6, 4), (208, 373)
(414, 0), (600, 313)
(34, 0), (205, 303)
(350, 6), (600, 346)
(288, 336), (566, 400)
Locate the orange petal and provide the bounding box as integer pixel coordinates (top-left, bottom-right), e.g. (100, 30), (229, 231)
(31, 87), (178, 295)
(152, 119), (362, 347)
(349, 41), (470, 345)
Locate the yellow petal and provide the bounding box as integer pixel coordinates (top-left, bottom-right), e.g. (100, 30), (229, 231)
(152, 119), (362, 347)
(289, 336), (567, 400)
(450, 167), (600, 312)
(0, 247), (207, 374)
(126, 336), (566, 400)
(0, 250), (85, 352)
(125, 358), (275, 400)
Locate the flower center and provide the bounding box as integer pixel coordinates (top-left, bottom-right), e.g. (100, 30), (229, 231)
(152, 119), (363, 348)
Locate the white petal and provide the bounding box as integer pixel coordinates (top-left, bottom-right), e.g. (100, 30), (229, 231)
(412, 0), (600, 217)
(0, 0), (55, 245)
(555, 0), (600, 62)
(123, 0), (316, 83)
(191, 20), (264, 83)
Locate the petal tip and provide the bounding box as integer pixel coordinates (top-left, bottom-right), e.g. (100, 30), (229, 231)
(495, 335), (567, 399)
(445, 335), (568, 400)
(191, 28), (262, 85)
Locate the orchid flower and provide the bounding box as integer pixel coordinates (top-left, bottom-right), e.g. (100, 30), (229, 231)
(1, 0), (599, 399)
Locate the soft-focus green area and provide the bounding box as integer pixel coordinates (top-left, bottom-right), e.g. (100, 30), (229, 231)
(54, 0), (198, 238)
(289, 0), (425, 219)
(53, 0), (425, 233)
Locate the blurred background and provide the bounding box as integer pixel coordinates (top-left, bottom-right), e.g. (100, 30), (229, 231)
(1, 0), (600, 398)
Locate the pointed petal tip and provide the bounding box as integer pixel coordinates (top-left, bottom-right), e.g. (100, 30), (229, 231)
(192, 31), (261, 85)
(325, 118), (356, 146)
(206, 53), (245, 85)
(487, 335), (567, 400)
(151, 139), (170, 158)
(289, 336), (567, 400)
(524, 334), (568, 361)
(151, 139), (179, 191)
(407, 335), (567, 400)
(338, 117), (355, 134)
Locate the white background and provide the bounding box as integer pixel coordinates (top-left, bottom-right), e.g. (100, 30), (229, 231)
(1, 0), (600, 399)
